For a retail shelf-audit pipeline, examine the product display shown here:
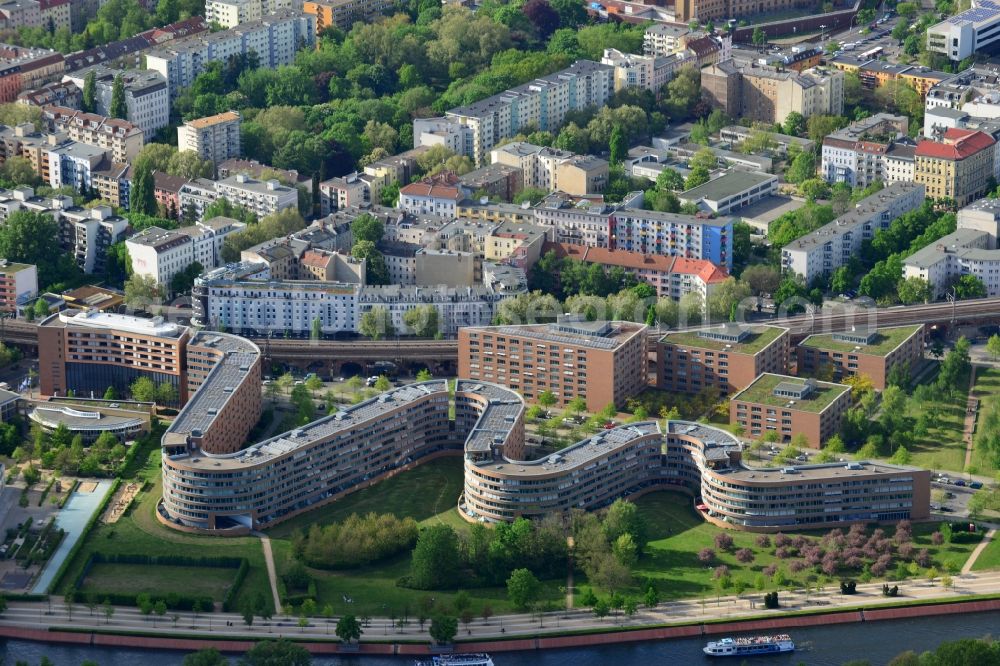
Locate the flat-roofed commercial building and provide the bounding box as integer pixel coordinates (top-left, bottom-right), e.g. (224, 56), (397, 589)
(797, 324), (924, 390)
(657, 323), (790, 394)
(730, 373), (852, 448)
(678, 171), (778, 216)
(927, 0), (1000, 61)
(458, 320), (647, 412)
(38, 310), (190, 402)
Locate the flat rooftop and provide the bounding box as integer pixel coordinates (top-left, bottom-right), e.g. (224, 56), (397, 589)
(43, 310), (188, 339)
(680, 171), (775, 202)
(731, 373), (850, 413)
(29, 405), (145, 431)
(719, 460), (924, 484)
(798, 324), (922, 355)
(661, 325), (786, 354)
(470, 321), (646, 351)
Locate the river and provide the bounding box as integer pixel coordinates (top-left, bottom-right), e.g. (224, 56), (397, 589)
(3, 610), (999, 666)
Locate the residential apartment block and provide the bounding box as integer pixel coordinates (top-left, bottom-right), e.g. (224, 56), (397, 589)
(781, 182), (927, 284)
(0, 44), (64, 104)
(731, 374), (852, 448)
(215, 173), (298, 219)
(397, 173), (467, 217)
(145, 10), (316, 99)
(457, 320), (648, 412)
(600, 48), (684, 92)
(914, 128), (996, 206)
(820, 113), (911, 188)
(302, 0), (393, 33)
(177, 111), (241, 165)
(609, 207), (734, 269)
(702, 61), (844, 124)
(16, 79), (79, 108)
(63, 16), (208, 73)
(797, 324), (924, 390)
(41, 105), (145, 163)
(63, 67), (169, 138)
(415, 60), (613, 166)
(205, 0), (296, 28)
(0, 260), (35, 310)
(490, 142), (609, 196)
(656, 323), (790, 395)
(542, 241), (728, 301)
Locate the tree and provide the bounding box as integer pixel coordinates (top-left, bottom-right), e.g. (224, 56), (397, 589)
(351, 240), (389, 285)
(374, 375), (391, 392)
(239, 640), (311, 666)
(351, 213), (384, 244)
(429, 615), (458, 645)
(742, 265), (780, 297)
(897, 276), (932, 305)
(952, 274), (987, 300)
(110, 74), (127, 120)
(335, 614), (362, 644)
(786, 152), (816, 185)
(752, 26), (766, 47)
(33, 298), (51, 320)
(82, 70), (97, 114)
(988, 334), (1000, 361)
(124, 274), (162, 310)
(130, 158), (157, 216)
(609, 124), (626, 164)
(182, 648), (228, 666)
(707, 277), (751, 322)
(523, 0), (560, 38)
(538, 390), (557, 408)
(408, 525), (461, 590)
(0, 156), (38, 187)
(0, 211), (75, 288)
(782, 111), (805, 137)
(359, 306), (394, 341)
(402, 305), (439, 338)
(131, 376), (157, 403)
(507, 568), (541, 610)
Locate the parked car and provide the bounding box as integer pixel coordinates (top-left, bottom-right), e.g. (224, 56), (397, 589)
(970, 481), (984, 489)
(954, 479), (967, 486)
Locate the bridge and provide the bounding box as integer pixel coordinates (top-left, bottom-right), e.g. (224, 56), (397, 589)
(9, 297), (1000, 370)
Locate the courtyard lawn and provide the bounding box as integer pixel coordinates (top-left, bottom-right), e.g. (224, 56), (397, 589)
(905, 367), (970, 473)
(266, 456), (469, 539)
(971, 367), (1000, 473)
(971, 534), (1000, 572)
(54, 444), (273, 612)
(79, 562), (237, 600)
(623, 492), (981, 601)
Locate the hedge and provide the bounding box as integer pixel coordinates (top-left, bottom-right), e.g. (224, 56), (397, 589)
(59, 480), (80, 509)
(47, 478), (119, 595)
(71, 552), (250, 612)
(37, 477), (55, 507)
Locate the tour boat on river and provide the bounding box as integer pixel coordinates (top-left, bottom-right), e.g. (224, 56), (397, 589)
(414, 655), (495, 666)
(703, 635), (795, 657)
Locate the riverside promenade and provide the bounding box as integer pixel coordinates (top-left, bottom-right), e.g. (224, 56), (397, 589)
(5, 569), (1000, 655)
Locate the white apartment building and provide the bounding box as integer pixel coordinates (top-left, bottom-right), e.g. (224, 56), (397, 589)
(820, 113), (911, 188)
(192, 261), (524, 337)
(417, 60), (614, 166)
(781, 183), (927, 283)
(318, 171), (378, 214)
(927, 0), (1000, 62)
(63, 67), (169, 139)
(127, 217), (245, 294)
(177, 111), (241, 165)
(490, 142), (610, 195)
(177, 178), (221, 221)
(643, 24), (693, 57)
(145, 10), (316, 99)
(397, 178), (465, 218)
(60, 205), (129, 275)
(41, 105), (145, 164)
(600, 48), (679, 92)
(216, 173), (298, 219)
(205, 0), (296, 28)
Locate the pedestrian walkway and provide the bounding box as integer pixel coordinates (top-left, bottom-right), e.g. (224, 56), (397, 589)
(963, 528), (996, 574)
(963, 365), (979, 470)
(257, 534), (282, 613)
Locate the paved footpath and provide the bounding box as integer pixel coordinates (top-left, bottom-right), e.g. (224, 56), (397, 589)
(964, 364), (980, 470)
(257, 534), (282, 613)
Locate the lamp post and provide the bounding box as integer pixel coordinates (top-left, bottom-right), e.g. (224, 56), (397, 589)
(946, 286), (957, 337)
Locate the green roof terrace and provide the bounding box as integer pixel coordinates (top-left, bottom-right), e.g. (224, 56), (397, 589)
(660, 324), (786, 354)
(731, 373), (850, 413)
(798, 325), (922, 357)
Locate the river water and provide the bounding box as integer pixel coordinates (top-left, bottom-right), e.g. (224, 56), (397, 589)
(4, 610), (999, 666)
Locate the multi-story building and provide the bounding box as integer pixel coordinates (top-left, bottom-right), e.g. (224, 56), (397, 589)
(781, 183), (927, 284)
(730, 373), (852, 448)
(41, 105), (144, 163)
(927, 0), (1000, 61)
(902, 228), (992, 298)
(302, 0), (393, 34)
(159, 359), (928, 532)
(59, 205), (129, 274)
(678, 170), (778, 216)
(643, 24), (693, 57)
(37, 0), (68, 31)
(192, 261), (525, 337)
(600, 48), (680, 92)
(674, 0), (828, 23)
(719, 125), (815, 155)
(657, 323), (790, 394)
(205, 0), (295, 28)
(702, 61), (844, 124)
(457, 320), (648, 412)
(38, 310), (191, 401)
(218, 159), (310, 191)
(542, 241), (728, 301)
(64, 17), (208, 73)
(797, 324), (924, 390)
(490, 142), (609, 196)
(145, 10), (316, 99)
(16, 79), (79, 108)
(62, 67), (169, 139)
(215, 173), (298, 219)
(457, 163), (524, 202)
(914, 128), (996, 206)
(153, 172), (188, 219)
(176, 111), (241, 165)
(0, 44), (64, 103)
(397, 174), (466, 217)
(416, 61), (613, 166)
(0, 0), (39, 29)
(177, 178), (218, 221)
(820, 113), (911, 187)
(44, 140), (107, 191)
(0, 260), (35, 311)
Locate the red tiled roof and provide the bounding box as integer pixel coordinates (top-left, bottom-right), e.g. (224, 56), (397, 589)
(916, 128), (995, 160)
(399, 182), (462, 200)
(301, 250), (333, 268)
(543, 242), (728, 282)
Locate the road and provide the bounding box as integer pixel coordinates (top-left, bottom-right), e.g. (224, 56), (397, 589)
(7, 569), (1000, 644)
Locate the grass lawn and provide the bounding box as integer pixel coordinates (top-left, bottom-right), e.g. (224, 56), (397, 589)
(55, 445), (273, 612)
(621, 492), (981, 601)
(906, 367), (970, 473)
(972, 535), (1000, 572)
(971, 367), (1000, 474)
(79, 563), (237, 600)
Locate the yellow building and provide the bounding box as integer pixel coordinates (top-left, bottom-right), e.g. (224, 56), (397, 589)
(914, 128), (996, 206)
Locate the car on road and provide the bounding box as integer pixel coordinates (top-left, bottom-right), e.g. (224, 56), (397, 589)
(954, 479), (967, 486)
(365, 375), (379, 386)
(970, 481), (984, 489)
(939, 505), (955, 512)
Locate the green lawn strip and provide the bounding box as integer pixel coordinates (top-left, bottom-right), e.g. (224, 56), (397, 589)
(971, 367), (1000, 473)
(971, 534), (1000, 571)
(78, 563), (236, 599)
(905, 368), (970, 473)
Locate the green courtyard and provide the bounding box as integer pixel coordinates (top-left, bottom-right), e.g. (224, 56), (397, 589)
(79, 562), (238, 599)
